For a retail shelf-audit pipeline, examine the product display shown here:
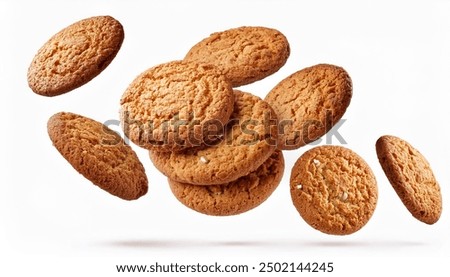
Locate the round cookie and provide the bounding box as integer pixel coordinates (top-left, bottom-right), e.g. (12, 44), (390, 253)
(28, 16), (124, 96)
(376, 135), (442, 224)
(168, 150), (284, 216)
(120, 60), (234, 152)
(290, 145), (378, 235)
(47, 112), (148, 200)
(265, 64), (352, 150)
(185, 26), (290, 87)
(150, 90), (278, 185)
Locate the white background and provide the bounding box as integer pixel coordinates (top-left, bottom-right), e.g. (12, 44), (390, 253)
(1, 0), (449, 276)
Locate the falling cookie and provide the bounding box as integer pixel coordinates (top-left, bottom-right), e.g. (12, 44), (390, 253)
(265, 64), (352, 150)
(28, 16), (124, 96)
(290, 145), (378, 235)
(47, 112), (148, 200)
(150, 90), (278, 185)
(185, 26), (290, 87)
(168, 150), (284, 216)
(120, 60), (234, 152)
(376, 135), (442, 224)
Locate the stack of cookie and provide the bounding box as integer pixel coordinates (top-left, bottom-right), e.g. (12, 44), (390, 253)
(28, 15), (442, 237)
(120, 26), (290, 215)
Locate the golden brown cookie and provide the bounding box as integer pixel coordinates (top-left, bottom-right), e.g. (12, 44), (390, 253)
(376, 135), (442, 224)
(290, 145), (377, 235)
(185, 26), (290, 87)
(28, 16), (124, 96)
(47, 112), (148, 200)
(168, 150), (284, 216)
(265, 64), (352, 150)
(120, 60), (234, 152)
(149, 90), (278, 185)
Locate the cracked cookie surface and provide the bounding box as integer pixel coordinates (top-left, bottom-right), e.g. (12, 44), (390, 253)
(150, 90), (278, 185)
(48, 112), (148, 200)
(290, 145), (377, 235)
(28, 16), (124, 96)
(376, 135), (442, 224)
(120, 60), (234, 152)
(185, 26), (290, 87)
(265, 64), (352, 150)
(168, 150), (284, 216)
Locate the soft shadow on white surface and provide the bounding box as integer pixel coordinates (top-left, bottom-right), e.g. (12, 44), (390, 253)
(98, 239), (426, 249)
(302, 240), (425, 247)
(99, 239), (270, 249)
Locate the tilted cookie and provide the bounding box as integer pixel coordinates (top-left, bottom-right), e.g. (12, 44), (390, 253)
(150, 90), (278, 185)
(290, 145), (378, 235)
(185, 26), (290, 87)
(120, 60), (234, 152)
(47, 112), (148, 200)
(28, 16), (124, 96)
(265, 64), (352, 150)
(168, 150), (284, 216)
(376, 135), (442, 224)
